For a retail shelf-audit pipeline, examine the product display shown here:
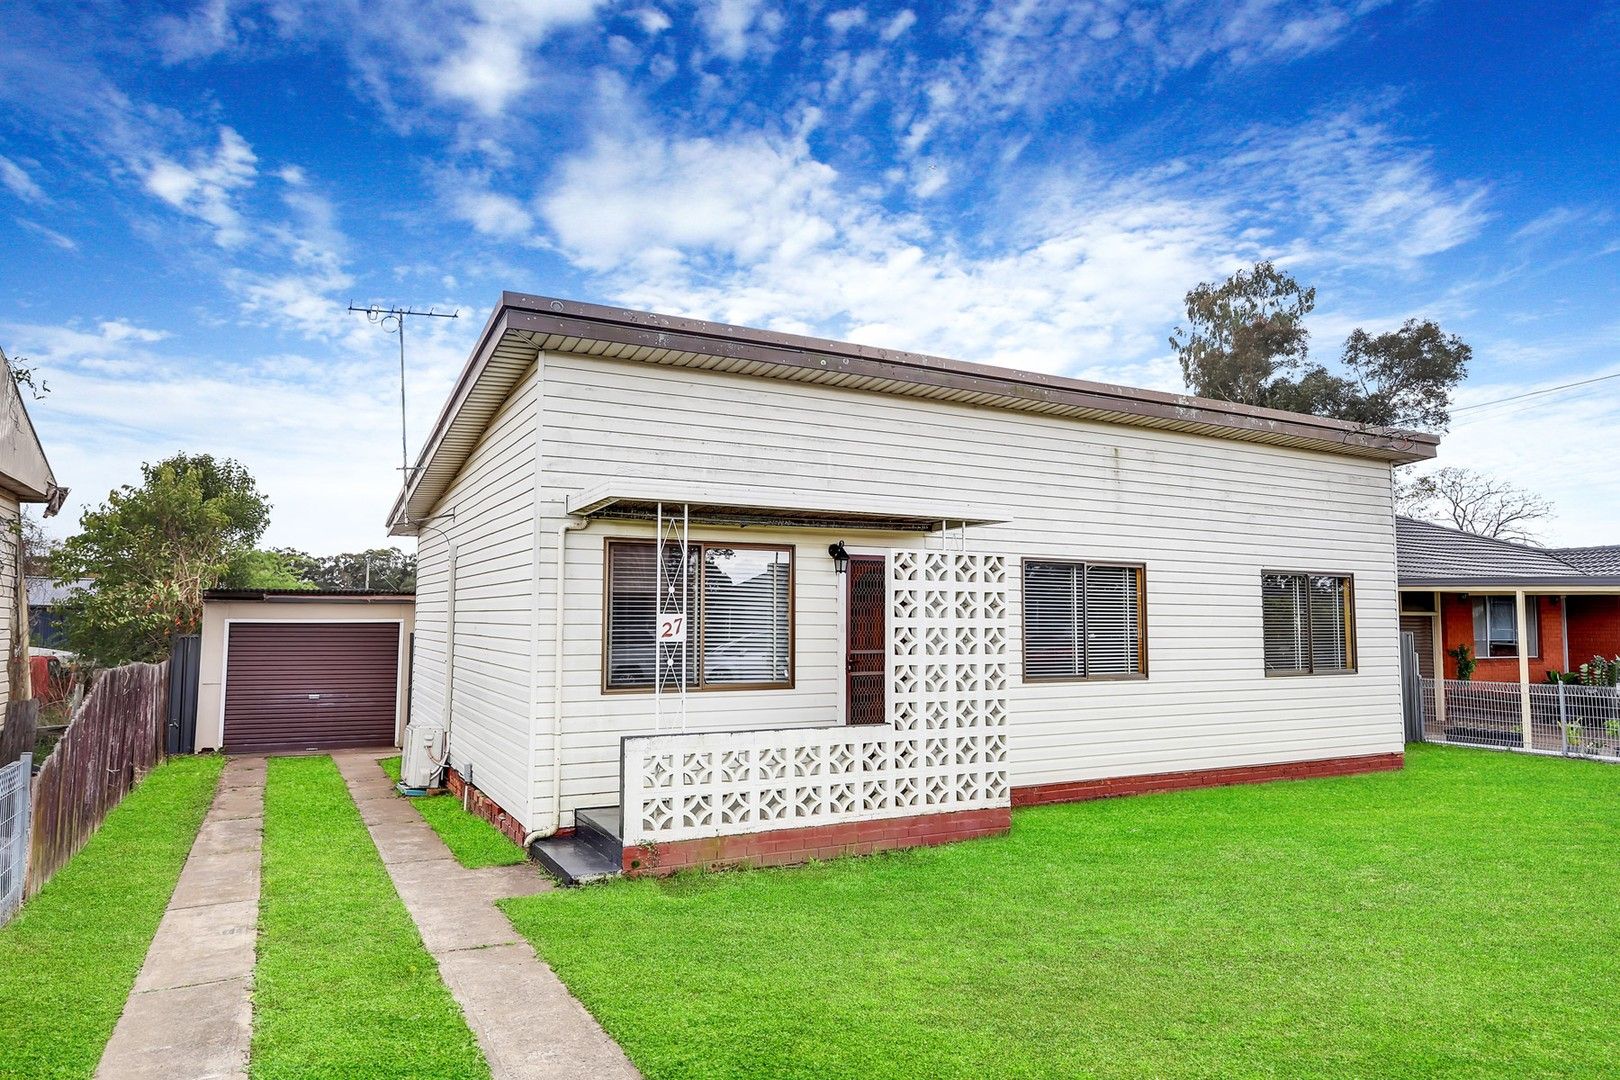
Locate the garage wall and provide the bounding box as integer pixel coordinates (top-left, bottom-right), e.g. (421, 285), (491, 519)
(196, 599), (415, 751)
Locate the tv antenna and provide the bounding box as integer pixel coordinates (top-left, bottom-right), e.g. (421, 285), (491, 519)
(349, 303), (459, 480)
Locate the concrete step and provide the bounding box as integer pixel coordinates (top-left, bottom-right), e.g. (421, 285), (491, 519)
(573, 806), (622, 863)
(530, 834), (621, 887)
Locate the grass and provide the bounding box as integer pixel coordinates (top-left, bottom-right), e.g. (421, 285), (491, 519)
(0, 754), (224, 1080)
(253, 755), (488, 1080)
(504, 745), (1620, 1079)
(379, 756), (525, 868)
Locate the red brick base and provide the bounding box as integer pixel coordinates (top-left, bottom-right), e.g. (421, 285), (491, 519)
(623, 806), (1012, 877)
(1010, 751), (1403, 808)
(443, 767), (533, 848)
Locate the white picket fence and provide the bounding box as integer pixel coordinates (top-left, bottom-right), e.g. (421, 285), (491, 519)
(1419, 678), (1620, 760)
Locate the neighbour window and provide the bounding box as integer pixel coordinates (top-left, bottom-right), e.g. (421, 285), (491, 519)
(1472, 596), (1539, 659)
(1262, 573), (1355, 675)
(1023, 560), (1146, 680)
(605, 540), (793, 691)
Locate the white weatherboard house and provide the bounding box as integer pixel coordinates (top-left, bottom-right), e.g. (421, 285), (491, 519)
(391, 294), (1438, 882)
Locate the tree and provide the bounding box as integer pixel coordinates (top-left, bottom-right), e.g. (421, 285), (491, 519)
(51, 454), (273, 666)
(273, 547), (415, 592)
(221, 549), (316, 591)
(1398, 466), (1555, 543)
(1170, 262), (1470, 431)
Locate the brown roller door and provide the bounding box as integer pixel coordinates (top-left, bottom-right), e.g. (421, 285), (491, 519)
(1400, 614), (1435, 680)
(223, 622), (400, 752)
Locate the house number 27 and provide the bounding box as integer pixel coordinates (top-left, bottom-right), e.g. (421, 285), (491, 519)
(657, 612), (687, 643)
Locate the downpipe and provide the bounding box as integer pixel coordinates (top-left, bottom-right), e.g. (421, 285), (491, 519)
(523, 514), (588, 846)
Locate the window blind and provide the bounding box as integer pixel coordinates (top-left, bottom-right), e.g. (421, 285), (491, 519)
(1263, 572), (1353, 674)
(1472, 596), (1538, 659)
(1023, 561), (1143, 679)
(701, 547), (791, 685)
(605, 541), (791, 690)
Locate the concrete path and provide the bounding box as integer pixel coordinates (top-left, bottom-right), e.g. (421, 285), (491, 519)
(97, 756), (265, 1080)
(332, 751), (641, 1080)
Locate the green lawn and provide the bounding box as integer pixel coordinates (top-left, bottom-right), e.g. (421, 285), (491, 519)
(379, 756), (525, 868)
(254, 756), (488, 1080)
(0, 754), (224, 1080)
(504, 745), (1620, 1079)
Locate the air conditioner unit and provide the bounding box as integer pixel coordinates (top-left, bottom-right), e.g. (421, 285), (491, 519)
(400, 722), (446, 791)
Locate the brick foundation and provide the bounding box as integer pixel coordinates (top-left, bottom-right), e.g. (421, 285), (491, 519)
(443, 767), (534, 848)
(622, 806), (1012, 877)
(1010, 751), (1403, 808)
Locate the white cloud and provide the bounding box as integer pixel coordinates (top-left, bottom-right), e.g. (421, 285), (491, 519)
(150, 0), (237, 63)
(0, 156), (46, 204)
(429, 0), (602, 116)
(5, 312), (478, 551)
(632, 7), (672, 33)
(699, 0), (778, 60)
(826, 7), (866, 34)
(880, 8), (916, 41)
(142, 125), (258, 246)
(17, 218), (76, 250)
(438, 169), (536, 238)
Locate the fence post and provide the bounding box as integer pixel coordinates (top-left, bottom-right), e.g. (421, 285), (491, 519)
(1557, 681), (1569, 754)
(1515, 591), (1532, 750)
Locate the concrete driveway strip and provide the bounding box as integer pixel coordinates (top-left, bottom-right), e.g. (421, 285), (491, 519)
(97, 756), (264, 1080)
(331, 751), (641, 1080)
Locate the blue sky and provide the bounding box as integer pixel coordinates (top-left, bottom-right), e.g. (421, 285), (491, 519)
(2, 0), (1617, 550)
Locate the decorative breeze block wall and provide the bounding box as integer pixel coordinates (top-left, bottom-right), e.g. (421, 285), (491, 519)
(619, 549), (1010, 846)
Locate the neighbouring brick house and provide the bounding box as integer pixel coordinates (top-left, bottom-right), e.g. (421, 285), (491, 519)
(1396, 517), (1620, 683)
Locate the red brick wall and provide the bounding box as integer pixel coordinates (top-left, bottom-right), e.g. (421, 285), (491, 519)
(1439, 592), (1564, 681)
(1010, 751), (1403, 807)
(1565, 596), (1620, 666)
(444, 766), (534, 848)
(623, 807), (1012, 877)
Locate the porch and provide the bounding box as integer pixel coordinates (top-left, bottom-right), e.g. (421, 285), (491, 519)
(532, 487), (1016, 884)
(1400, 586), (1620, 761)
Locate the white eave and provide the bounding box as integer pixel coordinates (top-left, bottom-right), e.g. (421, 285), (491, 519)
(564, 481), (1011, 532)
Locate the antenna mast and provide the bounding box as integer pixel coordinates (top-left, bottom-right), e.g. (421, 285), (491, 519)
(349, 303), (460, 480)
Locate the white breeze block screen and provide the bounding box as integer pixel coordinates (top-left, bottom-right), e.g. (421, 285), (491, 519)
(619, 549), (1010, 846)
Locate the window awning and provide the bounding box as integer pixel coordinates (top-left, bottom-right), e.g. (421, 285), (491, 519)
(565, 482), (1011, 532)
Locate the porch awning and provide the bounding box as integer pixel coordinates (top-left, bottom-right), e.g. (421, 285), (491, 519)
(565, 481), (1011, 532)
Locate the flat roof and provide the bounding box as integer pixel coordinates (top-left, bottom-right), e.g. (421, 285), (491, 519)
(391, 293), (1441, 534)
(566, 481), (1010, 532)
(203, 589), (415, 602)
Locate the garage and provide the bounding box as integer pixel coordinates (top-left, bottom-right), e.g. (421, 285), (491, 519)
(196, 590), (415, 753)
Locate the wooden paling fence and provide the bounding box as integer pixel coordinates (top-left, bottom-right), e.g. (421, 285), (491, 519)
(25, 660), (168, 899)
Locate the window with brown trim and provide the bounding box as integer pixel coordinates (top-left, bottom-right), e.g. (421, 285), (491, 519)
(605, 540), (793, 691)
(1022, 560), (1146, 680)
(1262, 572), (1355, 675)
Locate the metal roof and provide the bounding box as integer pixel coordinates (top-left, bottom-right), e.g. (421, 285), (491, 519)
(389, 294), (1441, 534)
(1550, 545), (1620, 576)
(203, 588), (415, 602)
(1396, 517), (1620, 589)
(566, 481), (1010, 532)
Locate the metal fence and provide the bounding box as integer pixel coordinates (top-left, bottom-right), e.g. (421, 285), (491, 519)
(1418, 677), (1620, 761)
(0, 753), (30, 927)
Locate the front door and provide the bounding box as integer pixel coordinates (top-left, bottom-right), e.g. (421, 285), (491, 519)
(846, 555), (886, 725)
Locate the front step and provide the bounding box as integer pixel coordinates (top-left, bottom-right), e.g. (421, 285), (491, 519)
(530, 805), (623, 886)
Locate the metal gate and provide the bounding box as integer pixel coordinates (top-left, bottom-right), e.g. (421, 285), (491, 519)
(1400, 631), (1425, 743)
(167, 634), (201, 755)
(0, 753), (31, 927)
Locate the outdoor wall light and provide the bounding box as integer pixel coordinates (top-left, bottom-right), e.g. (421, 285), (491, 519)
(828, 541), (850, 574)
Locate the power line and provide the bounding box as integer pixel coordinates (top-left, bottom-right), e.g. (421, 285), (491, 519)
(1452, 369), (1620, 414)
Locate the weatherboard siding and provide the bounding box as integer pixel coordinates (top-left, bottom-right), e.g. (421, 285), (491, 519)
(410, 364), (539, 822)
(0, 493), (18, 704)
(519, 350), (1402, 829)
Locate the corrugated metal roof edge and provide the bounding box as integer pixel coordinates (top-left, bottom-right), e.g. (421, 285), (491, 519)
(389, 293), (1443, 533)
(204, 589), (415, 602)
